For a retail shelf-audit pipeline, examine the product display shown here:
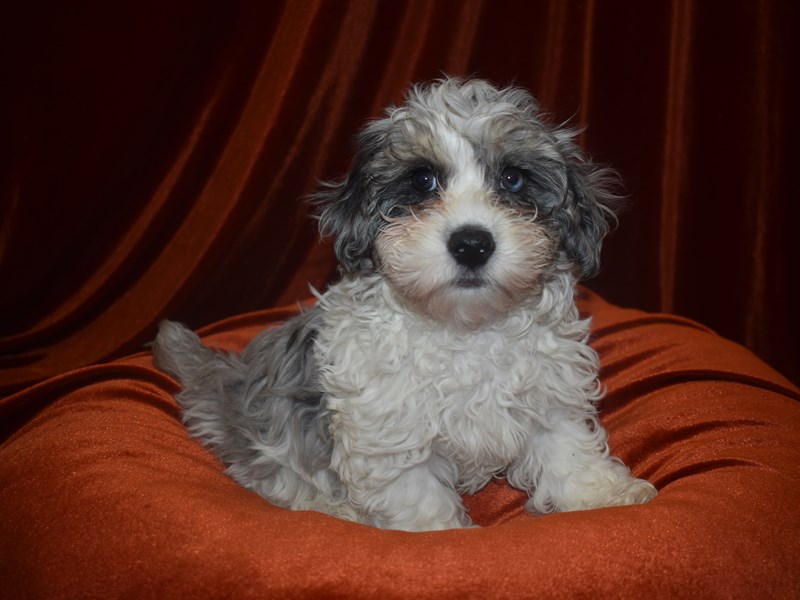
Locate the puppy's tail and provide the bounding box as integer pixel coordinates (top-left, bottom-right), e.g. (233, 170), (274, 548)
(152, 320), (215, 385)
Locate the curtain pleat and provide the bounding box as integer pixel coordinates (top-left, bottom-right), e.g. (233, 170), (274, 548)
(659, 0), (693, 314)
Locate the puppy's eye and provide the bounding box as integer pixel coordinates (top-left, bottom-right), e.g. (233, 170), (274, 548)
(500, 167), (524, 193)
(410, 168), (438, 193)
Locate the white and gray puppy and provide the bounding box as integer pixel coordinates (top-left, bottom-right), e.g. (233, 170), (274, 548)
(154, 78), (657, 531)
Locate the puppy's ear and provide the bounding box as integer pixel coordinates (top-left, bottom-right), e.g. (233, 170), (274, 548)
(555, 142), (622, 279)
(312, 120), (388, 274)
(312, 163), (376, 274)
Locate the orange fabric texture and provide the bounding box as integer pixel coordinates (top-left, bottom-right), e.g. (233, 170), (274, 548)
(2, 290), (799, 598)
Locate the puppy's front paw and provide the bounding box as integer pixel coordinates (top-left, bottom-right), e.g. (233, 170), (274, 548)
(568, 472), (657, 511)
(606, 475), (658, 507)
(527, 468), (657, 514)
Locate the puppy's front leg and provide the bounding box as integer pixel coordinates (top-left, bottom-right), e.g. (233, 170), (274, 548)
(333, 449), (470, 531)
(509, 411), (656, 514)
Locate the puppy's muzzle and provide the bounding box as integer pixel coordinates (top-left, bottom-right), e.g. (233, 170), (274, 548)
(447, 226), (495, 269)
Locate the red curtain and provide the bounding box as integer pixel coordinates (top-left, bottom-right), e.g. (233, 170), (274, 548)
(2, 0), (797, 397)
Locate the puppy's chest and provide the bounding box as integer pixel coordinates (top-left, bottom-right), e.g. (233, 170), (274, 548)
(425, 340), (537, 472)
(317, 304), (543, 466)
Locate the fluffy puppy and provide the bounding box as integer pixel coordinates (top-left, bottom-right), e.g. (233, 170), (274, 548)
(154, 78), (657, 531)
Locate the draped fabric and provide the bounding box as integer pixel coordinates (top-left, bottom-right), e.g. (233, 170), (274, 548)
(1, 0), (797, 397)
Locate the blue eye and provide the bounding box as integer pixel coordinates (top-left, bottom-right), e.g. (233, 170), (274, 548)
(410, 167), (437, 193)
(500, 167), (524, 193)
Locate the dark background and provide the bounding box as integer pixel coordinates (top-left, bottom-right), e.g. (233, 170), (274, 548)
(2, 0), (797, 394)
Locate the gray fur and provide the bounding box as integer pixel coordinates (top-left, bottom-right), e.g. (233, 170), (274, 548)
(153, 307), (346, 507)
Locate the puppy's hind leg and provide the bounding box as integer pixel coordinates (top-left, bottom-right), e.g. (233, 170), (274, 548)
(153, 316), (350, 520)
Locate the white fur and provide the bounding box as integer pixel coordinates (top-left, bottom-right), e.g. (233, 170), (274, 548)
(313, 273), (654, 530)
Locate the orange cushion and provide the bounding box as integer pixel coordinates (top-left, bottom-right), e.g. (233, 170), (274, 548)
(2, 290), (799, 598)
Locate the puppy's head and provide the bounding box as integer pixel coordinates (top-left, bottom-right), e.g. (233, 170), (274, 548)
(314, 78), (619, 327)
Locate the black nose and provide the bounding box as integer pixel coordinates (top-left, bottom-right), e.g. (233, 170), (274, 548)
(447, 227), (495, 269)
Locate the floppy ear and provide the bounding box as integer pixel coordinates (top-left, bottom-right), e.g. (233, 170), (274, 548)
(563, 161), (619, 278)
(552, 143), (621, 279)
(311, 119), (389, 275)
(312, 164), (377, 274)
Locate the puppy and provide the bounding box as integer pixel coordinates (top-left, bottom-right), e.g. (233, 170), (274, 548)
(154, 78), (657, 531)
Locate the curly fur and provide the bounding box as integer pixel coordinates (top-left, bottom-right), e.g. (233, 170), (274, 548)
(154, 77), (656, 531)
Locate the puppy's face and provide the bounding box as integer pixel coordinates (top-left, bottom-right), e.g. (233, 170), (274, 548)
(316, 79), (617, 327)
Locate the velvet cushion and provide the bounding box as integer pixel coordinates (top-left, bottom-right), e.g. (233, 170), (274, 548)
(2, 289), (799, 598)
